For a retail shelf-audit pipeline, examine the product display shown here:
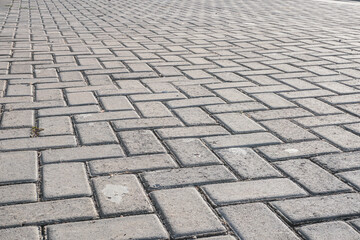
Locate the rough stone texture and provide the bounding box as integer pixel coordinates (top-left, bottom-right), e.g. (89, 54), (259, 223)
(92, 174), (153, 216)
(89, 154), (178, 175)
(2, 0), (360, 238)
(0, 151), (38, 184)
(272, 193), (360, 225)
(219, 203), (300, 239)
(142, 165), (237, 190)
(42, 163), (92, 199)
(275, 159), (352, 194)
(0, 227), (40, 240)
(46, 215), (169, 240)
(165, 138), (222, 166)
(151, 187), (226, 238)
(297, 221), (360, 240)
(0, 198), (97, 227)
(202, 178), (307, 206)
(216, 148), (281, 179)
(41, 144), (125, 163)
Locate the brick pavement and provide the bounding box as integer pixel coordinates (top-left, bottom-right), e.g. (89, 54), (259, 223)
(0, 0), (360, 239)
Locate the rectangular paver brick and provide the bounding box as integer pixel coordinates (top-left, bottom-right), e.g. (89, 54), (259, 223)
(204, 132), (281, 149)
(42, 163), (92, 200)
(272, 193), (360, 225)
(118, 130), (166, 155)
(313, 152), (360, 172)
(298, 221), (360, 240)
(46, 214), (168, 240)
(215, 113), (265, 133)
(142, 165), (237, 190)
(202, 178), (307, 206)
(216, 148), (281, 179)
(219, 203), (300, 240)
(157, 125), (229, 139)
(151, 187), (226, 238)
(89, 154), (178, 175)
(275, 159), (351, 194)
(93, 174), (153, 216)
(173, 107), (216, 125)
(0, 183), (37, 205)
(41, 144), (125, 163)
(77, 122), (118, 145)
(1, 110), (34, 128)
(0, 197), (97, 228)
(39, 116), (73, 136)
(113, 117), (183, 130)
(257, 140), (340, 161)
(166, 138), (222, 166)
(0, 227), (40, 240)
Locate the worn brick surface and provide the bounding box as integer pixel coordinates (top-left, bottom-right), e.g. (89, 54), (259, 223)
(2, 0), (360, 238)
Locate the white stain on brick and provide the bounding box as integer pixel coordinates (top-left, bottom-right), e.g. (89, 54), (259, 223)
(102, 184), (129, 204)
(284, 148), (299, 154)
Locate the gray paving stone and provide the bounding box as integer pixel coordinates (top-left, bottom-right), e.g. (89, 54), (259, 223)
(272, 193), (360, 225)
(178, 85), (215, 98)
(157, 125), (229, 139)
(74, 111), (139, 123)
(198, 236), (237, 240)
(118, 130), (165, 155)
(166, 138), (221, 166)
(0, 183), (37, 205)
(312, 126), (360, 151)
(214, 88), (253, 102)
(38, 116), (73, 136)
(0, 151), (38, 184)
(1, 110), (34, 128)
(38, 105), (100, 117)
(275, 159), (351, 194)
(322, 93), (360, 105)
(205, 102), (267, 113)
(42, 163), (92, 200)
(202, 178), (307, 206)
(0, 128), (30, 140)
(89, 154), (178, 175)
(174, 107), (217, 125)
(41, 144), (125, 163)
(77, 122), (118, 145)
(151, 187), (226, 238)
(252, 92), (296, 109)
(215, 113), (265, 133)
(66, 92), (98, 105)
(294, 114), (360, 127)
(0, 197), (97, 228)
(258, 140), (340, 161)
(219, 203), (300, 240)
(204, 132), (281, 149)
(6, 84), (32, 96)
(249, 108), (313, 121)
(294, 98), (342, 115)
(261, 119), (317, 142)
(216, 148), (281, 179)
(99, 96), (134, 111)
(135, 101), (172, 117)
(36, 89), (63, 101)
(167, 97), (224, 108)
(0, 135), (77, 151)
(130, 92), (186, 102)
(142, 165), (237, 190)
(0, 226), (40, 240)
(113, 117), (183, 130)
(46, 214), (168, 240)
(313, 152), (360, 172)
(297, 221), (360, 240)
(93, 174), (153, 216)
(337, 170), (360, 190)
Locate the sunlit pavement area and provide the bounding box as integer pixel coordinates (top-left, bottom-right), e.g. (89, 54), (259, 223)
(1, 0), (360, 239)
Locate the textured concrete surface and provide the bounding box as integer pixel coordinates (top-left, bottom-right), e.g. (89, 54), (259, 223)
(1, 0), (360, 239)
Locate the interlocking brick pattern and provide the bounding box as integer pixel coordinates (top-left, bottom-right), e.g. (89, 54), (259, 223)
(1, 0), (360, 238)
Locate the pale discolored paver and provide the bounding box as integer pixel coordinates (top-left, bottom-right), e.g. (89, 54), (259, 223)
(92, 174), (153, 216)
(2, 0), (360, 238)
